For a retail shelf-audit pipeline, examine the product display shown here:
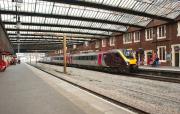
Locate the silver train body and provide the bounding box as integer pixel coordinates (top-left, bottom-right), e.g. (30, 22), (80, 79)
(40, 49), (138, 72)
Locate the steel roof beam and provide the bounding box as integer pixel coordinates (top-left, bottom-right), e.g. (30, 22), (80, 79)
(42, 0), (175, 22)
(0, 10), (144, 28)
(13, 44), (61, 49)
(12, 42), (82, 45)
(7, 33), (99, 39)
(12, 41), (84, 44)
(10, 39), (88, 42)
(11, 40), (84, 43)
(4, 21), (125, 33)
(9, 37), (91, 41)
(5, 28), (110, 36)
(11, 41), (84, 43)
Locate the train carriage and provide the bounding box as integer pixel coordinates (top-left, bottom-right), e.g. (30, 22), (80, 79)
(40, 49), (138, 73)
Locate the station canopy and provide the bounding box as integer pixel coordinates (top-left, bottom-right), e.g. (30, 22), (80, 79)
(0, 0), (180, 52)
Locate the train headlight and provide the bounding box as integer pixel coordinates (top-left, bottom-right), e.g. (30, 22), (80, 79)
(126, 61), (129, 65)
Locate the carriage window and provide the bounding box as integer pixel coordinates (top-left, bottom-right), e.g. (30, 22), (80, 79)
(91, 56), (93, 60)
(123, 50), (134, 59)
(94, 56), (97, 60)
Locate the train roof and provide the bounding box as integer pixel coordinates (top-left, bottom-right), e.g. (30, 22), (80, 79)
(43, 49), (132, 58)
(73, 52), (98, 56)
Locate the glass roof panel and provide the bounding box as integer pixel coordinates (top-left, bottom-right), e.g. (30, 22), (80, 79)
(52, 3), (70, 15)
(94, 11), (110, 20)
(5, 24), (110, 36)
(69, 20), (81, 26)
(20, 15), (31, 23)
(68, 7), (84, 17)
(0, 0), (154, 28)
(20, 0), (36, 12)
(91, 22), (103, 28)
(35, 1), (54, 14)
(7, 31), (16, 34)
(80, 21), (92, 27)
(57, 19), (71, 25)
(20, 31), (28, 34)
(31, 16), (46, 23)
(85, 0), (180, 19)
(1, 14), (16, 22)
(1, 0), (180, 40)
(45, 18), (59, 24)
(0, 0), (16, 11)
(4, 24), (15, 29)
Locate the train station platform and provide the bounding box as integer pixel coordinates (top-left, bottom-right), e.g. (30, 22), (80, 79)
(139, 65), (180, 74)
(0, 64), (86, 114)
(0, 63), (134, 114)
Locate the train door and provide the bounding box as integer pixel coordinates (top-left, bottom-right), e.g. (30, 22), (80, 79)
(98, 53), (102, 65)
(175, 52), (179, 67)
(172, 45), (180, 67)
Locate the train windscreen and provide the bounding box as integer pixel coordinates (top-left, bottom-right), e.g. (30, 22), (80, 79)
(122, 49), (134, 59)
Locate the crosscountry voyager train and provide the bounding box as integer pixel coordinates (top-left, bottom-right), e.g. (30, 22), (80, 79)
(40, 49), (138, 72)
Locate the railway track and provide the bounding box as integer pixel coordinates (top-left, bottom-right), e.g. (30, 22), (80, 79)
(126, 73), (180, 83)
(29, 63), (149, 114)
(39, 62), (180, 83)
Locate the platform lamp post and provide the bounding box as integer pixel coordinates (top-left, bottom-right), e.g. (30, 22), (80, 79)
(63, 35), (67, 74)
(16, 19), (21, 54)
(14, 0), (22, 53)
(30, 53), (31, 64)
(35, 50), (37, 64)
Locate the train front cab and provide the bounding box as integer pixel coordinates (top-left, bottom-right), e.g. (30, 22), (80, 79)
(119, 49), (138, 72)
(101, 50), (127, 72)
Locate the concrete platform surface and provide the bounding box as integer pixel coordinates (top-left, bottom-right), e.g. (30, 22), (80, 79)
(0, 64), (86, 114)
(0, 63), (135, 114)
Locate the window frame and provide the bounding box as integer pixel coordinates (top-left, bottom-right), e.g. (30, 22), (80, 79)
(123, 32), (133, 44)
(73, 44), (76, 49)
(177, 21), (180, 36)
(157, 46), (166, 62)
(102, 39), (106, 47)
(157, 25), (166, 39)
(95, 40), (99, 48)
(145, 28), (153, 41)
(134, 31), (140, 43)
(84, 41), (89, 47)
(109, 37), (115, 46)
